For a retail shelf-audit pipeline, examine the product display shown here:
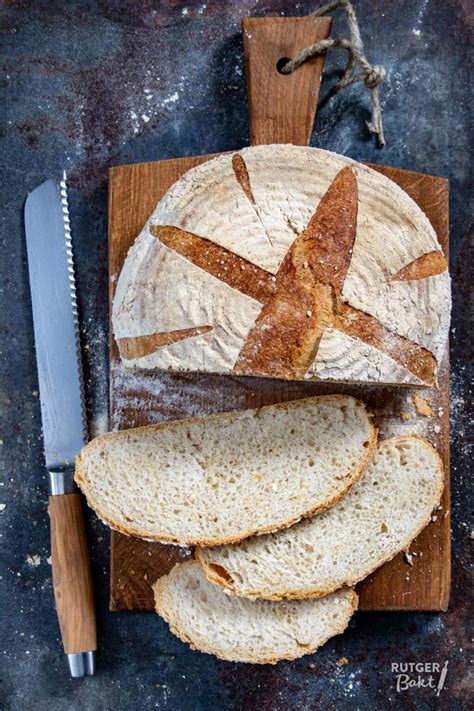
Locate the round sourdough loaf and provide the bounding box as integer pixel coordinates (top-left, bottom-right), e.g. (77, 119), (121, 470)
(113, 145), (450, 385)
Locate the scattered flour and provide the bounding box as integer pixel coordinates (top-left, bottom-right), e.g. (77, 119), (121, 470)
(90, 411), (109, 438)
(161, 92), (179, 107)
(26, 554), (41, 567)
(82, 319), (108, 441)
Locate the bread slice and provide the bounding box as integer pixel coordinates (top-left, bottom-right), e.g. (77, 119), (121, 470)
(75, 395), (376, 547)
(197, 436), (443, 599)
(153, 561), (357, 664)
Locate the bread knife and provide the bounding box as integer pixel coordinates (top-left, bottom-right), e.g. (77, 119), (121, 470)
(24, 173), (96, 677)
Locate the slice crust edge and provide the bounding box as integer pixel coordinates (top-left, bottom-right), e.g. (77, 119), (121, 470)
(196, 435), (444, 597)
(74, 394), (377, 547)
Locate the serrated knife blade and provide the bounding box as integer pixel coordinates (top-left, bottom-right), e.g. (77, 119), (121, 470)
(25, 173), (96, 678)
(25, 173), (87, 469)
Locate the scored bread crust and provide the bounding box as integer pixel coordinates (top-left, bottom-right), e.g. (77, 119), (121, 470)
(74, 394), (377, 547)
(233, 166), (359, 380)
(196, 435), (444, 599)
(152, 561), (359, 664)
(113, 145), (451, 384)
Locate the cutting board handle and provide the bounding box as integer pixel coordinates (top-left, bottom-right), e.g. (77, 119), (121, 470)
(242, 16), (332, 146)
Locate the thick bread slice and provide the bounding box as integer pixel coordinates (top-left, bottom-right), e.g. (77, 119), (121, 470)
(75, 395), (376, 546)
(153, 561), (357, 664)
(197, 436), (443, 599)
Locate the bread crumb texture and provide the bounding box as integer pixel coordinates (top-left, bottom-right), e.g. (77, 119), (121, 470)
(75, 395), (376, 546)
(198, 436), (444, 599)
(153, 561), (357, 664)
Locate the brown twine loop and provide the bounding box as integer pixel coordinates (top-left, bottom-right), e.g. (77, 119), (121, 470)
(281, 0), (386, 146)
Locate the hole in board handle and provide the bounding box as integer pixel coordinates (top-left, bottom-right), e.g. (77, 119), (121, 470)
(276, 57), (291, 74)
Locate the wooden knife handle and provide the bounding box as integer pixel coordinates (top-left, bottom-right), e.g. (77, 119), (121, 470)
(49, 492), (97, 656)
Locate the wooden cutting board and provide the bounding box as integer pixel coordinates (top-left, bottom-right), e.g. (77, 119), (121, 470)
(107, 17), (450, 612)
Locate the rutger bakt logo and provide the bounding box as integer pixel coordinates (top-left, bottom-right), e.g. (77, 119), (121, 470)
(391, 661), (449, 695)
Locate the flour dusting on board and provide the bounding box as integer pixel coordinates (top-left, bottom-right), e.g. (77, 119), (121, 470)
(111, 360), (252, 431)
(377, 379), (446, 444)
(83, 319), (109, 438)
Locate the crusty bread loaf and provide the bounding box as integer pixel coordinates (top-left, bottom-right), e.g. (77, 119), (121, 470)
(113, 145), (450, 385)
(75, 395), (376, 546)
(197, 436), (443, 599)
(153, 561), (357, 664)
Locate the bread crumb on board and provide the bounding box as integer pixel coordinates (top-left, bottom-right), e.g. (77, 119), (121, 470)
(414, 395), (432, 417)
(336, 657), (349, 667)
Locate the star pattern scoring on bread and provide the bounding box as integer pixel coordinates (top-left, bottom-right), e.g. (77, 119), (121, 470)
(117, 158), (447, 385)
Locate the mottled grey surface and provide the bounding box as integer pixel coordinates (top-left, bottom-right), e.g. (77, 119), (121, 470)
(1, 1), (472, 709)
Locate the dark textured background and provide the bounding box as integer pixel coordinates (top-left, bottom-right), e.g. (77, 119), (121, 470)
(1, 1), (472, 709)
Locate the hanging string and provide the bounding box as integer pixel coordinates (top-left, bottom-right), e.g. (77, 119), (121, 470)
(280, 0), (386, 146)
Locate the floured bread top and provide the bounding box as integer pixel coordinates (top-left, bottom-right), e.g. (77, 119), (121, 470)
(112, 145), (451, 386)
